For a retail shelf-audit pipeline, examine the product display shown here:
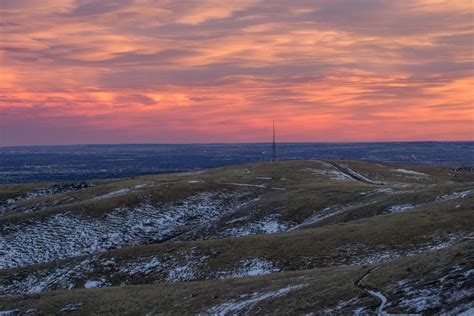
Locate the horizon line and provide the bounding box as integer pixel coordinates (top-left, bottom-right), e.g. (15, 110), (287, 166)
(1, 140), (473, 149)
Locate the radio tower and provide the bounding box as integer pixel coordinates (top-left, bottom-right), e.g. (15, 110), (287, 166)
(271, 120), (277, 162)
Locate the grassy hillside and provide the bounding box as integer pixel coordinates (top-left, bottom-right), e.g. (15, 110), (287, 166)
(0, 160), (473, 314)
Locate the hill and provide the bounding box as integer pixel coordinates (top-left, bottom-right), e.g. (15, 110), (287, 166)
(0, 160), (473, 314)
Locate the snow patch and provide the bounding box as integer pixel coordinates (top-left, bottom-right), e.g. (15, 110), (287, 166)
(437, 190), (474, 202)
(366, 289), (388, 314)
(188, 180), (204, 184)
(166, 265), (196, 282)
(133, 184), (148, 189)
(225, 216), (248, 224)
(208, 284), (308, 314)
(94, 188), (130, 200)
(165, 251), (209, 283)
(360, 188), (397, 196)
(215, 259), (279, 279)
(175, 170), (206, 176)
(115, 257), (163, 276)
(388, 204), (416, 213)
(289, 200), (377, 231)
(226, 183), (267, 189)
(314, 160), (333, 167)
(225, 183), (285, 191)
(304, 168), (353, 181)
(84, 279), (106, 289)
(60, 303), (82, 312)
(392, 169), (429, 177)
(0, 310), (20, 316)
(222, 215), (288, 236)
(323, 297), (362, 314)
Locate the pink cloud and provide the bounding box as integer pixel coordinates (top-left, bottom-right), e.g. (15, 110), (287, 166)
(0, 0), (472, 146)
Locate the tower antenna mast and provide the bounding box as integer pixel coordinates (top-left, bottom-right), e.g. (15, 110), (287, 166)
(271, 120), (276, 162)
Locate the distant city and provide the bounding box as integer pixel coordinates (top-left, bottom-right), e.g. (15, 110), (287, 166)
(0, 142), (472, 184)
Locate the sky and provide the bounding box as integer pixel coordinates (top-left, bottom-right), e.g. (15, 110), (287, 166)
(0, 0), (473, 146)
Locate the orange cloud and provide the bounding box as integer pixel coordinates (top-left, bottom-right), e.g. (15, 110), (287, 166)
(0, 0), (472, 145)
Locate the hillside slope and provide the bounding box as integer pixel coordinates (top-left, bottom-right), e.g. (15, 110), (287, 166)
(0, 160), (473, 314)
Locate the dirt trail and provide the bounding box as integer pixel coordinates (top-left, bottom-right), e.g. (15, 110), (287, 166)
(325, 161), (384, 185)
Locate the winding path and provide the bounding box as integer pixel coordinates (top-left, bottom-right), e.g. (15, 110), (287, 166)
(355, 267), (389, 315)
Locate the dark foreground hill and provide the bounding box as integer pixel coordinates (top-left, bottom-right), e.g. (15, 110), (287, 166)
(0, 160), (473, 314)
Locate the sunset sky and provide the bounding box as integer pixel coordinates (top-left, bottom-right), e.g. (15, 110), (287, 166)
(0, 0), (473, 146)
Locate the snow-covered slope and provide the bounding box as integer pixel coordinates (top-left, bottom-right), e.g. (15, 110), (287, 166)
(0, 192), (252, 269)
